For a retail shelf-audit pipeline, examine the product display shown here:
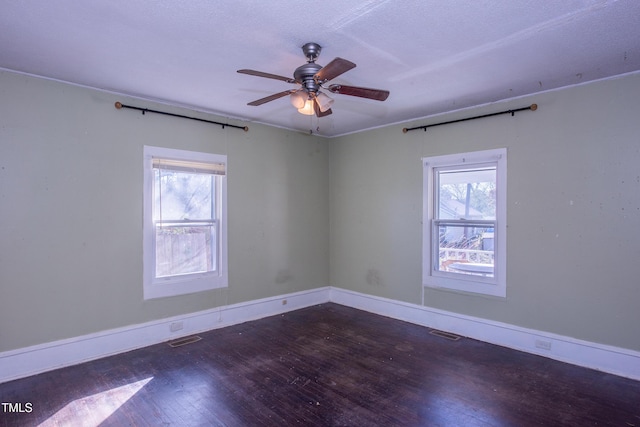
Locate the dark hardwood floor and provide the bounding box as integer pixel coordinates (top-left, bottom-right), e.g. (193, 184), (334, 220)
(1, 303), (639, 426)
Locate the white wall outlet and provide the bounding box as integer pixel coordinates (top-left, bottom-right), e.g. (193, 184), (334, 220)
(170, 321), (184, 332)
(535, 339), (552, 351)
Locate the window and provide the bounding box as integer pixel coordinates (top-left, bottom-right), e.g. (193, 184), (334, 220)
(143, 146), (227, 299)
(422, 148), (506, 297)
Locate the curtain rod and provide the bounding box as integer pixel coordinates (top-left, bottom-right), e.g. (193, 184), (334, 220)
(402, 103), (537, 133)
(114, 102), (248, 132)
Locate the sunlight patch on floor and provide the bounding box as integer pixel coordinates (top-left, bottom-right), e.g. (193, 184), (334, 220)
(38, 377), (153, 427)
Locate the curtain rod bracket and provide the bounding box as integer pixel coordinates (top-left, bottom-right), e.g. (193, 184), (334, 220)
(114, 101), (248, 132)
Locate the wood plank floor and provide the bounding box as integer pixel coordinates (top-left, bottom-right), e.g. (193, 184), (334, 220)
(1, 303), (639, 426)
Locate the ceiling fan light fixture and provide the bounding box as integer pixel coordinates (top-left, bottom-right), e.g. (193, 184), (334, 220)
(297, 99), (315, 115)
(238, 42), (389, 117)
(316, 92), (334, 112)
(290, 91), (307, 109)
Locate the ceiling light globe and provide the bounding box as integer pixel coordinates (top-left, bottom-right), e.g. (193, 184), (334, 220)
(290, 91), (307, 109)
(316, 92), (334, 112)
(297, 99), (315, 115)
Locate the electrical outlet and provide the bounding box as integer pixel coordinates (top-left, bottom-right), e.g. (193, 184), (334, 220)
(282, 299), (287, 305)
(170, 321), (184, 332)
(535, 339), (552, 351)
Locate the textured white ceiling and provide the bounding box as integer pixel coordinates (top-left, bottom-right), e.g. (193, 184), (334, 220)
(1, 0), (639, 137)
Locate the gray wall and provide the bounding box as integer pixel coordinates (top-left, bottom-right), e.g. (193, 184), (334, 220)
(0, 70), (329, 352)
(329, 72), (640, 351)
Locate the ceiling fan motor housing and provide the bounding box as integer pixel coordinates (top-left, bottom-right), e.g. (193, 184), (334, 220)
(294, 62), (322, 95)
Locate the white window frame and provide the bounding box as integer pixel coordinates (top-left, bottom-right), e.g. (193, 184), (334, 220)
(422, 148), (506, 297)
(143, 145), (228, 300)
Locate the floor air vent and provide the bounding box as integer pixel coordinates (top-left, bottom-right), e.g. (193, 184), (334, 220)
(168, 335), (202, 348)
(429, 329), (461, 341)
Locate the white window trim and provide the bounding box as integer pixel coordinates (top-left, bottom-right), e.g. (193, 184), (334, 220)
(422, 148), (507, 297)
(143, 145), (228, 300)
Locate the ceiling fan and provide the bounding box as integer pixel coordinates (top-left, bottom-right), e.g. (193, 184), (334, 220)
(237, 42), (390, 117)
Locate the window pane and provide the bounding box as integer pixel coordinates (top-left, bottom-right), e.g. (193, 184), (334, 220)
(438, 167), (496, 220)
(155, 224), (216, 278)
(436, 223), (494, 277)
(154, 170), (214, 221)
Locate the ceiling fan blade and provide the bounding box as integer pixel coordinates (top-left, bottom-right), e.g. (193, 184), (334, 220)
(313, 99), (333, 117)
(237, 69), (296, 84)
(314, 57), (356, 82)
(327, 84), (390, 101)
(247, 90), (296, 106)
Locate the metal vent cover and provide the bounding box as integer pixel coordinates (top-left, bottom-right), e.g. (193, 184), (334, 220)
(168, 335), (202, 347)
(429, 329), (461, 341)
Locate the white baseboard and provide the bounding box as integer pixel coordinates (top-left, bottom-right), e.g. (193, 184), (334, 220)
(330, 287), (640, 381)
(0, 287), (330, 384)
(2, 286), (639, 384)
